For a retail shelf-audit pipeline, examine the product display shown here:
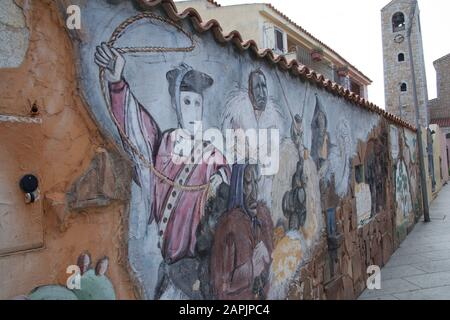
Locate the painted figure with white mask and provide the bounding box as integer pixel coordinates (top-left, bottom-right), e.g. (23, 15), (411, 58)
(95, 44), (230, 299)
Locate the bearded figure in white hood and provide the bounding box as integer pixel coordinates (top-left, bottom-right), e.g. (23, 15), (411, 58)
(221, 69), (286, 208)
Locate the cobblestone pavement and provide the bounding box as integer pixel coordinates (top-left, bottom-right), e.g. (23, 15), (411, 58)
(359, 184), (450, 300)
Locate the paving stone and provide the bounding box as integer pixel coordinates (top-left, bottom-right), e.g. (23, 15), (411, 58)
(393, 286), (450, 300)
(420, 250), (450, 261)
(412, 259), (450, 273)
(359, 294), (399, 300)
(381, 265), (426, 280)
(395, 242), (450, 256)
(358, 278), (421, 299)
(384, 253), (429, 267)
(401, 235), (450, 245)
(403, 272), (450, 289)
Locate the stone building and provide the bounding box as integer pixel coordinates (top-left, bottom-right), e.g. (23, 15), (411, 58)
(176, 0), (372, 99)
(429, 54), (450, 179)
(381, 0), (429, 127)
(429, 54), (450, 134)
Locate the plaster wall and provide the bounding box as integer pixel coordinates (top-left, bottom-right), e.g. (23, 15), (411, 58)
(0, 0), (136, 300)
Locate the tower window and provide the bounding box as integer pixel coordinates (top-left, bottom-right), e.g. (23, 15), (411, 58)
(400, 83), (407, 92)
(398, 53), (405, 62)
(392, 12), (406, 32)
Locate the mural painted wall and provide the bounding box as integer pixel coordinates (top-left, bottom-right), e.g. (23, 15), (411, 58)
(0, 0), (423, 300)
(391, 126), (419, 242)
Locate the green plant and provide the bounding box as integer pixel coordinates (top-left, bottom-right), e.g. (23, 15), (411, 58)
(311, 46), (324, 54)
(27, 252), (116, 300)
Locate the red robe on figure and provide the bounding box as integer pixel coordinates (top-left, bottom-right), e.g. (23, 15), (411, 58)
(109, 79), (230, 264)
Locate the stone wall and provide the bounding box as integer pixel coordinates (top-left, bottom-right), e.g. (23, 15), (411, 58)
(0, 0), (29, 68)
(429, 124), (449, 195)
(0, 0), (423, 300)
(429, 54), (450, 121)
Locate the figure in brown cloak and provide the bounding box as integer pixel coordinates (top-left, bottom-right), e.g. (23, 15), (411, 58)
(211, 164), (274, 300)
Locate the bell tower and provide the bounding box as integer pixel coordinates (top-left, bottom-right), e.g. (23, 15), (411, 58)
(381, 0), (429, 127)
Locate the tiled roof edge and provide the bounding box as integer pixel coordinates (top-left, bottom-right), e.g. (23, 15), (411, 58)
(430, 118), (450, 127)
(137, 0), (417, 131)
(434, 53), (450, 65)
(206, 0), (221, 7)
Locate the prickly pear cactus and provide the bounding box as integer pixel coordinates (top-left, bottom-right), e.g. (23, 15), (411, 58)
(73, 269), (115, 300)
(28, 285), (78, 300)
(27, 252), (116, 300)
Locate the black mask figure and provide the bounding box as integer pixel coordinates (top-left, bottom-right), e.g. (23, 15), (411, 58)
(282, 157), (308, 230)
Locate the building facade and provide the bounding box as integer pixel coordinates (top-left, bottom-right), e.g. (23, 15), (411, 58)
(429, 54), (450, 134)
(429, 124), (449, 196)
(429, 53), (450, 182)
(176, 0), (372, 99)
(381, 0), (429, 127)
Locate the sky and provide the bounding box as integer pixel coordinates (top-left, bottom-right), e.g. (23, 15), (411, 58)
(175, 0), (450, 109)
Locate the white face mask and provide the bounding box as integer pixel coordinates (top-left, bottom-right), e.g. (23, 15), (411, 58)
(179, 91), (203, 135)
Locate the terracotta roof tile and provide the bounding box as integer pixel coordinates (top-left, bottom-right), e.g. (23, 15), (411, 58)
(138, 0), (416, 131)
(206, 0), (221, 7)
(430, 118), (450, 128)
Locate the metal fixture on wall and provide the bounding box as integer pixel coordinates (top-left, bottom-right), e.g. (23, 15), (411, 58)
(19, 174), (40, 204)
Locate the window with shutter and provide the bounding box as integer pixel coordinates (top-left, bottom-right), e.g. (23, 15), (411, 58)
(274, 28), (284, 53)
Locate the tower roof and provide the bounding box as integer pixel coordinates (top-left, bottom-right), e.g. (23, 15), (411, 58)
(381, 0), (417, 12)
(434, 53), (450, 66)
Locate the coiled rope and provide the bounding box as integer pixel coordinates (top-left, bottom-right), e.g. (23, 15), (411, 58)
(99, 12), (211, 192)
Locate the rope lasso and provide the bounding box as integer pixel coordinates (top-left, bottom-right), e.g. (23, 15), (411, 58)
(99, 12), (211, 192)
(106, 12), (196, 54)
